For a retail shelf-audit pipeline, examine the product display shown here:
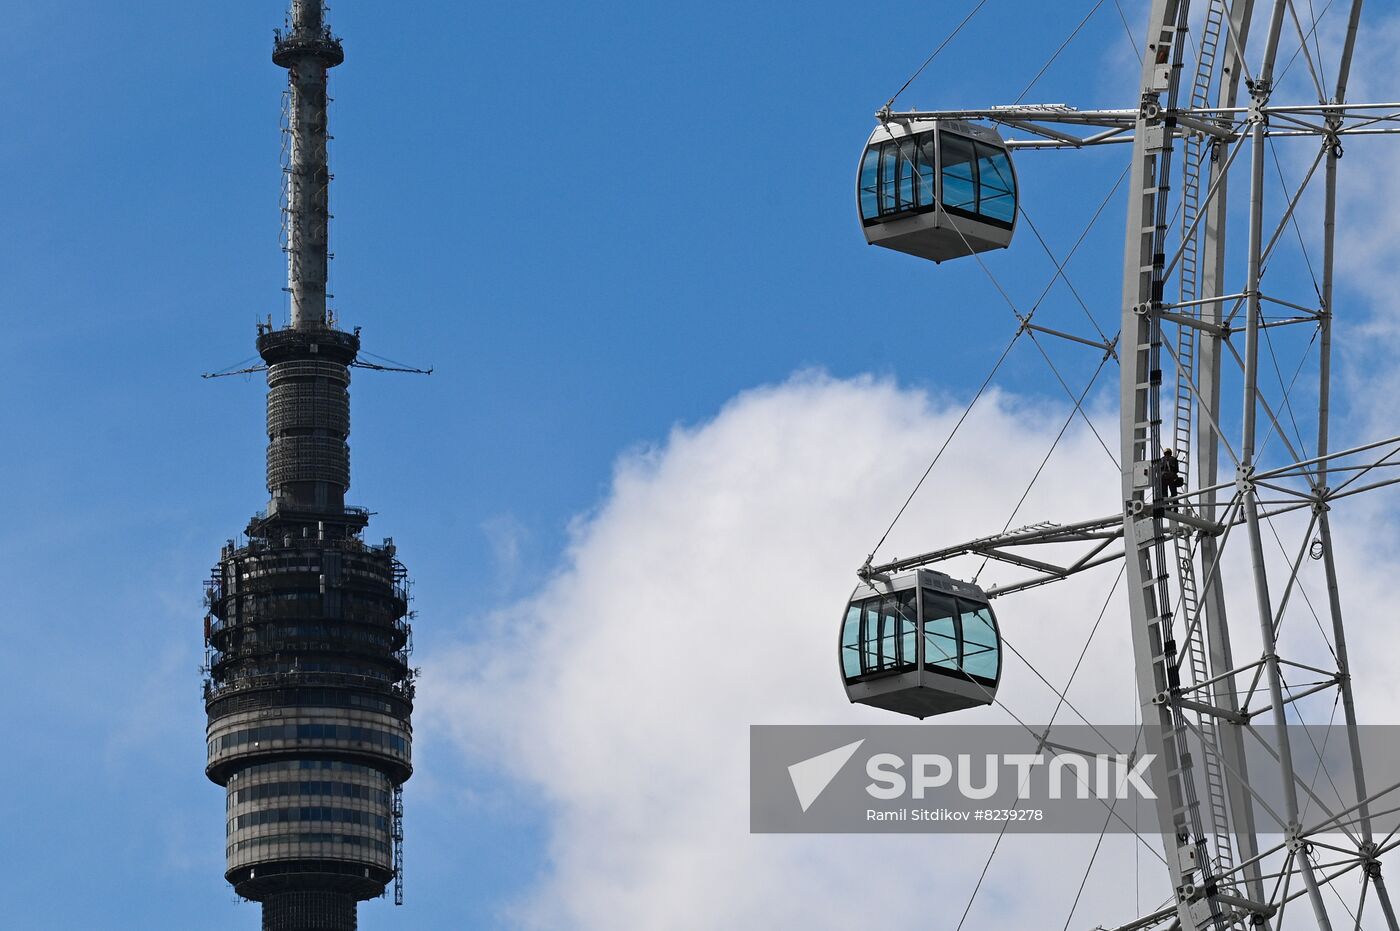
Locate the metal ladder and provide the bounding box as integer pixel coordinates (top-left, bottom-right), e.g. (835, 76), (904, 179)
(280, 89), (292, 256)
(1175, 0), (1238, 916)
(392, 784), (405, 905)
(1177, 0), (1225, 316)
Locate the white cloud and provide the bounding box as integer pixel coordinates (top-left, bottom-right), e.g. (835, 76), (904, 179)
(422, 359), (1400, 928)
(422, 372), (1178, 929)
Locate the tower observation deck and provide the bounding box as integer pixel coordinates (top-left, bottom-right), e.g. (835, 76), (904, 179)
(202, 4), (413, 929)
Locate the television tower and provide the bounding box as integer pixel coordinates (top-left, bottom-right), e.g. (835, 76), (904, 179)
(202, 3), (414, 929)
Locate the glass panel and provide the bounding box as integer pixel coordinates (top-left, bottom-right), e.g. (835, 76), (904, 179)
(878, 143), (898, 215)
(859, 146), (880, 220)
(895, 139), (918, 212)
(922, 590), (960, 670)
(896, 590), (918, 669)
(916, 133), (937, 207)
(860, 598), (882, 673)
(842, 601), (863, 678)
(974, 142), (1016, 224)
(845, 593), (919, 678)
(864, 134), (942, 221)
(877, 595), (901, 672)
(959, 600), (1000, 681)
(939, 132), (978, 213)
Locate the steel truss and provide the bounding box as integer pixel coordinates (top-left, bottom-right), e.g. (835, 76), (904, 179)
(869, 0), (1400, 927)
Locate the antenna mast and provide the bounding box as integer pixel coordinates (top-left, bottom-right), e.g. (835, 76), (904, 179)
(276, 0), (342, 330)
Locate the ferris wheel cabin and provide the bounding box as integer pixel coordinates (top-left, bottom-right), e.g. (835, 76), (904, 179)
(840, 569), (1001, 718)
(857, 119), (1017, 263)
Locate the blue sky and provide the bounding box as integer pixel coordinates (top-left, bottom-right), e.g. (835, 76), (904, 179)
(4, 0), (1393, 928)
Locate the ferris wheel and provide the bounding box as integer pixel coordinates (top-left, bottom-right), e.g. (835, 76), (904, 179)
(841, 1), (1400, 928)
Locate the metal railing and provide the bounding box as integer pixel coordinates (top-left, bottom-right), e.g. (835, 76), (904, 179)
(204, 670), (415, 702)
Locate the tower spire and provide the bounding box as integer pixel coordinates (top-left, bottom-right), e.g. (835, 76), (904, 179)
(275, 0), (343, 330)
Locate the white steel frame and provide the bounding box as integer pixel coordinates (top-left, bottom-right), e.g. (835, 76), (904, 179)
(859, 1), (1400, 927)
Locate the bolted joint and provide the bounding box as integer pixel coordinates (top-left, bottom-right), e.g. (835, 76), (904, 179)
(1361, 841), (1384, 877)
(1235, 464), (1256, 494)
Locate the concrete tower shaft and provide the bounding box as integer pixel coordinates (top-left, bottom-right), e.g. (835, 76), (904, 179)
(275, 0), (342, 331)
(258, 325), (357, 516)
(204, 5), (413, 930)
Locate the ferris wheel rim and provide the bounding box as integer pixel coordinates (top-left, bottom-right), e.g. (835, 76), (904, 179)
(1114, 1), (1396, 929)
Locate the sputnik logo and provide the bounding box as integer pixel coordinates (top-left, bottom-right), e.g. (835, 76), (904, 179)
(787, 739), (866, 812)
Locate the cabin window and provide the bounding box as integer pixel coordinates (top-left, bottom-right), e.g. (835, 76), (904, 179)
(859, 132), (938, 222)
(860, 129), (1015, 230)
(841, 602), (862, 678)
(959, 600), (1001, 682)
(939, 133), (978, 214)
(921, 590), (961, 670)
(940, 131), (1016, 228)
(974, 143), (1016, 224)
(843, 591), (918, 680)
(858, 147), (880, 221)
